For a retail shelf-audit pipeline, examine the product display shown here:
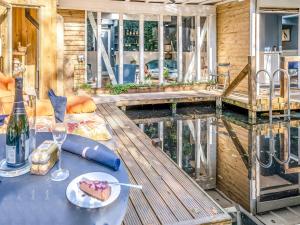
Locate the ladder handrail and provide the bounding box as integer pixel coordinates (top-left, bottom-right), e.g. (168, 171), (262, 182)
(255, 69), (273, 124)
(255, 69), (274, 168)
(272, 69), (291, 121)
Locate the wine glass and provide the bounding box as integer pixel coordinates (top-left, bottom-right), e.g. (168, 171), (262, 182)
(51, 121), (69, 181)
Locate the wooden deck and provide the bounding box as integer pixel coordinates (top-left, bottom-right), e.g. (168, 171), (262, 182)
(93, 90), (220, 107)
(222, 91), (300, 112)
(93, 89), (300, 115)
(97, 103), (231, 225)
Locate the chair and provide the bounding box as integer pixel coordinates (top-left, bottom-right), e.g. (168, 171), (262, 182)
(114, 64), (137, 84)
(208, 63), (230, 91)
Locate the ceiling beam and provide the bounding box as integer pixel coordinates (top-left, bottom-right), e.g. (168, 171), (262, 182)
(58, 0), (216, 16)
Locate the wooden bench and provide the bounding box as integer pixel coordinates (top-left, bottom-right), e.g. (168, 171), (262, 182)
(97, 103), (231, 225)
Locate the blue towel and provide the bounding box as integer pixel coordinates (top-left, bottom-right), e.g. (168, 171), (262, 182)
(48, 89), (67, 123)
(0, 115), (7, 126)
(62, 134), (121, 171)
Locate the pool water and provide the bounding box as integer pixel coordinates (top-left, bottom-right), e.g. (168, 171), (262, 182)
(126, 103), (300, 224)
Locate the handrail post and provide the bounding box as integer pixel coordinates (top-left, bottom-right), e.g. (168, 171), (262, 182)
(248, 56), (257, 124)
(272, 69), (290, 121)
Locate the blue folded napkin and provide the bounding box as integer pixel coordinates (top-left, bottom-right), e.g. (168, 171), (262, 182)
(48, 89), (67, 123)
(0, 115), (7, 126)
(62, 134), (121, 171)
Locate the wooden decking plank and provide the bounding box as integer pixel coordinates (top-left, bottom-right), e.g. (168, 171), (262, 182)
(123, 198), (143, 225)
(105, 103), (229, 219)
(103, 104), (211, 218)
(124, 162), (160, 225)
(98, 105), (194, 222)
(97, 105), (179, 224)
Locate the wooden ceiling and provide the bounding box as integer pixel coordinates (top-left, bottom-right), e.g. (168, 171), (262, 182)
(113, 0), (238, 6)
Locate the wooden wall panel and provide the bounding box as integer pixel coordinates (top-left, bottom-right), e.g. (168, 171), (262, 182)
(12, 7), (37, 92)
(3, 0), (58, 99)
(217, 119), (250, 210)
(217, 0), (250, 93)
(57, 9), (85, 95)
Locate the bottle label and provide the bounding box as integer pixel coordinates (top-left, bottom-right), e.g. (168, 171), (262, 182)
(6, 145), (16, 164)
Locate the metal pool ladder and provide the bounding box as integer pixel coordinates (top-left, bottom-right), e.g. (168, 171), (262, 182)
(271, 69), (291, 121)
(255, 69), (291, 168)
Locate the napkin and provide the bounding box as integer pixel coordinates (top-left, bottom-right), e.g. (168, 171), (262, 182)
(48, 89), (67, 123)
(62, 134), (121, 171)
(0, 115), (7, 126)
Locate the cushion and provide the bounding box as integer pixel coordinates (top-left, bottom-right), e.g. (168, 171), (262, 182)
(0, 73), (14, 91)
(66, 96), (97, 114)
(0, 89), (12, 98)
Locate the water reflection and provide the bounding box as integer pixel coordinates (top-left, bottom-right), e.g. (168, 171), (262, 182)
(129, 108), (300, 217)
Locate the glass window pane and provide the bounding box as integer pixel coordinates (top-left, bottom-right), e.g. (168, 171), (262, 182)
(122, 14), (139, 84)
(144, 15), (159, 84)
(182, 16), (196, 82)
(86, 11), (98, 84)
(101, 13), (119, 85)
(164, 15), (177, 83)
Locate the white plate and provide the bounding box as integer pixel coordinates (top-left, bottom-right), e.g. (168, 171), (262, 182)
(66, 172), (120, 208)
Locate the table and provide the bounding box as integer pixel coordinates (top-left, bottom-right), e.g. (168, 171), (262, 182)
(0, 132), (129, 225)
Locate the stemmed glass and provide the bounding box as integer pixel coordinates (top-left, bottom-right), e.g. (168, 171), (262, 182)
(51, 121), (69, 181)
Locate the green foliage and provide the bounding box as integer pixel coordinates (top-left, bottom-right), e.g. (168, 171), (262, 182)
(163, 68), (169, 78)
(105, 81), (210, 95)
(78, 83), (92, 90)
(105, 83), (151, 95)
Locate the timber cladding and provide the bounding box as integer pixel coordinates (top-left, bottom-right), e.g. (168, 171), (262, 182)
(217, 0), (250, 94)
(57, 9), (85, 94)
(217, 119), (250, 211)
(4, 0), (57, 98)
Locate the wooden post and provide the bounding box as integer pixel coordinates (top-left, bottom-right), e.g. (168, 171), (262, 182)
(97, 12), (102, 88)
(139, 14), (144, 84)
(158, 121), (164, 151)
(195, 119), (201, 180)
(208, 14), (216, 76)
(171, 103), (177, 115)
(248, 56), (257, 124)
(7, 6), (12, 76)
(195, 15), (201, 82)
(207, 117), (217, 189)
(159, 14), (164, 85)
(216, 97), (222, 116)
(56, 14), (64, 95)
(139, 123), (145, 132)
(280, 57), (289, 101)
(177, 15), (183, 82)
(255, 12), (260, 73)
(177, 120), (183, 168)
(119, 13), (124, 84)
(248, 124), (258, 215)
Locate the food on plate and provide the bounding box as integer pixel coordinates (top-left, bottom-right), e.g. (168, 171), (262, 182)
(79, 178), (111, 201)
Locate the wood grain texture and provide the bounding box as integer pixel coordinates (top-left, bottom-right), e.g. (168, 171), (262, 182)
(57, 9), (85, 95)
(217, 0), (250, 94)
(222, 64), (249, 97)
(5, 0), (58, 98)
(97, 103), (232, 225)
(217, 119), (250, 211)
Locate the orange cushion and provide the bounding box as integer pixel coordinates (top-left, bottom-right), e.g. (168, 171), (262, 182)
(0, 73), (14, 91)
(0, 82), (7, 91)
(66, 96), (97, 114)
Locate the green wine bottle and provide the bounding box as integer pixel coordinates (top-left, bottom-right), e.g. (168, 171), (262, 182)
(6, 77), (30, 167)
